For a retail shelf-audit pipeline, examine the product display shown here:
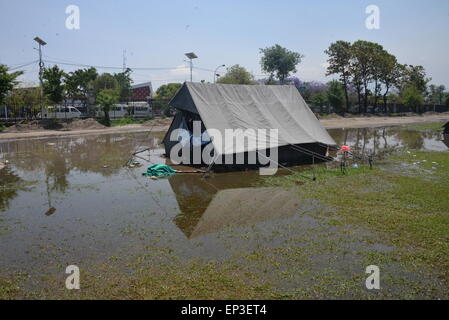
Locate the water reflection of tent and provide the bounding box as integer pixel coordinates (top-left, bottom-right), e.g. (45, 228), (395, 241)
(443, 122), (449, 134)
(162, 82), (336, 167)
(169, 174), (299, 239)
(443, 134), (449, 149)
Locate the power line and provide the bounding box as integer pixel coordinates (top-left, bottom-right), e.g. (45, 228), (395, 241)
(44, 59), (188, 71)
(7, 60), (39, 71)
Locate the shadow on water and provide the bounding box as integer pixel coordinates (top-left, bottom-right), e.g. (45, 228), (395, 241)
(0, 127), (447, 273)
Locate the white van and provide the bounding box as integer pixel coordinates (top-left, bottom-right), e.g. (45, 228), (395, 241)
(39, 106), (82, 119)
(97, 103), (152, 119)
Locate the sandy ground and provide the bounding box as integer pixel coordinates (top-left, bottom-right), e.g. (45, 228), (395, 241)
(1, 113), (448, 142)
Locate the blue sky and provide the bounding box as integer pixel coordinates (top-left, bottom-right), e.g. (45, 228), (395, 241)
(1, 0), (449, 89)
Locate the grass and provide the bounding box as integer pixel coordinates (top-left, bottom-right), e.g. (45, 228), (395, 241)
(405, 122), (446, 131)
(110, 116), (153, 127)
(0, 124), (5, 132)
(263, 150), (449, 283)
(1, 149), (448, 299)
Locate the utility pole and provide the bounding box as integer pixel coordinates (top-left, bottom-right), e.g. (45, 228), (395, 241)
(34, 37), (47, 119)
(122, 49), (127, 72)
(185, 52), (198, 82)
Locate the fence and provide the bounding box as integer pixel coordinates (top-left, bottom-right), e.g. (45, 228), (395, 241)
(309, 103), (449, 115)
(0, 99), (173, 124)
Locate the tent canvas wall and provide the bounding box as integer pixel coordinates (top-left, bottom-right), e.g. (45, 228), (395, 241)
(162, 82), (336, 168)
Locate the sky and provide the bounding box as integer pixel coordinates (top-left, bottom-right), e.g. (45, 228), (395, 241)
(1, 0), (449, 90)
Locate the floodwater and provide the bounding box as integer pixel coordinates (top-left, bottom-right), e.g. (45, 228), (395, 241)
(0, 126), (447, 277)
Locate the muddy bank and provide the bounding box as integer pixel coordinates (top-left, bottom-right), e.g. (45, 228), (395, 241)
(1, 113), (449, 141)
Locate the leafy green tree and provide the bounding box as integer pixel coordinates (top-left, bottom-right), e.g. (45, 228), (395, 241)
(398, 65), (430, 95)
(0, 64), (24, 107)
(351, 40), (383, 113)
(114, 68), (133, 102)
(326, 80), (345, 113)
(445, 93), (449, 108)
(155, 83), (182, 100)
(42, 65), (66, 105)
(93, 73), (118, 93)
(65, 67), (98, 105)
(378, 54), (403, 112)
(260, 44), (303, 84)
(325, 41), (352, 112)
(216, 65), (255, 85)
(401, 85), (424, 113)
(310, 92), (328, 112)
(96, 89), (119, 126)
(153, 83), (182, 116)
(428, 84), (446, 104)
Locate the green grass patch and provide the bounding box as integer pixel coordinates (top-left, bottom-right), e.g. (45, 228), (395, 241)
(262, 150), (449, 282)
(405, 122), (445, 131)
(110, 116), (153, 127)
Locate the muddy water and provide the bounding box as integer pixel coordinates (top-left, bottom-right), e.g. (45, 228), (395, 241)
(0, 127), (447, 275)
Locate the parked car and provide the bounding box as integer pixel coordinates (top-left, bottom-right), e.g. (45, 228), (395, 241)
(38, 106), (82, 119)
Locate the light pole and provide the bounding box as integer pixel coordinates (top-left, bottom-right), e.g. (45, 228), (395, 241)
(34, 37), (47, 119)
(34, 37), (46, 87)
(185, 52), (198, 82)
(214, 64), (225, 83)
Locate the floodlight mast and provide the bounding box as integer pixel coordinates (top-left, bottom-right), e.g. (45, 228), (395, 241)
(34, 37), (47, 119)
(185, 52), (198, 82)
(33, 37), (47, 87)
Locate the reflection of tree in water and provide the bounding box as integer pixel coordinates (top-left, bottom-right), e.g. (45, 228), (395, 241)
(69, 134), (140, 176)
(3, 133), (149, 193)
(394, 129), (424, 150)
(0, 167), (34, 211)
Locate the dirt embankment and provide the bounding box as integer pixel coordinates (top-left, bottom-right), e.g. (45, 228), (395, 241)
(4, 118), (106, 133)
(1, 113), (449, 141)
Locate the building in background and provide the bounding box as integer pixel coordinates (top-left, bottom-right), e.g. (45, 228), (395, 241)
(130, 82), (153, 102)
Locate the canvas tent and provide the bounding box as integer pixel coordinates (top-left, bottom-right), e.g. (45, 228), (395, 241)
(162, 82), (336, 167)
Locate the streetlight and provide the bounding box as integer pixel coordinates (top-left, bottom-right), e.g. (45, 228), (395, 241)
(185, 52), (198, 82)
(214, 64), (226, 83)
(33, 37), (46, 86)
(34, 37), (47, 119)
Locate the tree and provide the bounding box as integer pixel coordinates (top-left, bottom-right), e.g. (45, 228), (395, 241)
(326, 80), (345, 113)
(96, 89), (119, 126)
(153, 83), (182, 116)
(428, 84), (446, 105)
(93, 73), (118, 94)
(65, 67), (98, 106)
(310, 92), (328, 112)
(216, 65), (255, 85)
(42, 65), (66, 105)
(445, 93), (449, 108)
(325, 41), (352, 112)
(155, 83), (182, 100)
(378, 54), (402, 112)
(398, 65), (430, 95)
(0, 64), (24, 107)
(260, 44), (304, 84)
(350, 40), (383, 113)
(401, 85), (424, 113)
(114, 68), (133, 102)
